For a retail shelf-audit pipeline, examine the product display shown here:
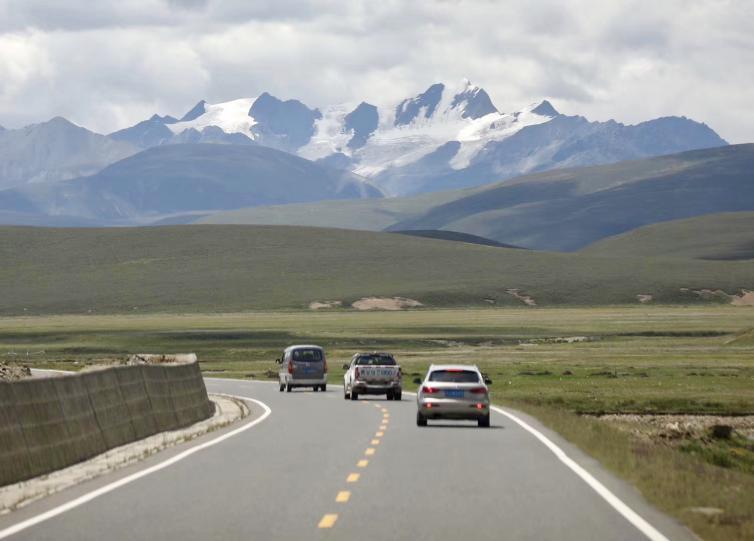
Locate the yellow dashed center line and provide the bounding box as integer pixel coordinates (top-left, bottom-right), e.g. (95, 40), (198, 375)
(318, 401), (389, 530)
(318, 514), (338, 528)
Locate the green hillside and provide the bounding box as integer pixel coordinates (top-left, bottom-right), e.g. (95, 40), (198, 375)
(197, 144), (754, 252)
(196, 189), (463, 230)
(0, 225), (752, 315)
(388, 144), (754, 250)
(582, 212), (754, 260)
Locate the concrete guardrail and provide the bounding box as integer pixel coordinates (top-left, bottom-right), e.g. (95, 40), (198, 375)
(0, 362), (214, 486)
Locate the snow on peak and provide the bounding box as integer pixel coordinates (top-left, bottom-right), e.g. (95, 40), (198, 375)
(162, 85), (560, 187)
(520, 100), (559, 118)
(168, 98), (258, 138)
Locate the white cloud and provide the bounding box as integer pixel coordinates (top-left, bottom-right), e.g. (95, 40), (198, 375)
(0, 0), (751, 142)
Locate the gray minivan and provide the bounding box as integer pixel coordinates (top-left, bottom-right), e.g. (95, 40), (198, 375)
(277, 345), (328, 392)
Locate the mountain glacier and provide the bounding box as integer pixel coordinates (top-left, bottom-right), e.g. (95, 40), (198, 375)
(111, 79), (726, 196)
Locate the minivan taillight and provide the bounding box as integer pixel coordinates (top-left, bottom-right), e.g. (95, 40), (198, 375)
(422, 386), (438, 394)
(324, 359), (328, 373)
(469, 387), (487, 394)
(288, 363), (294, 374)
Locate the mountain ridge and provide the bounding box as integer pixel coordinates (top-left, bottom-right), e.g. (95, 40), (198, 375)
(0, 143), (383, 224)
(106, 80), (726, 196)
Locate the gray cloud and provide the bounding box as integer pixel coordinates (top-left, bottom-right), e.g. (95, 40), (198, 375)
(0, 0), (751, 142)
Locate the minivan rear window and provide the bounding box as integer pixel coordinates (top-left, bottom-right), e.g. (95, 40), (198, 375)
(292, 349), (323, 362)
(355, 355), (396, 366)
(428, 370), (480, 383)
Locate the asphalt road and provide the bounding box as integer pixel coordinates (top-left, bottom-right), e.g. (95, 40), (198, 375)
(0, 378), (695, 541)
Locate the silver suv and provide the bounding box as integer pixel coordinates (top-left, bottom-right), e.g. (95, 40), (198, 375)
(277, 345), (328, 392)
(415, 364), (491, 427)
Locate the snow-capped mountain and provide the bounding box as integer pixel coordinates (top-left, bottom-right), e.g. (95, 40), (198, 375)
(110, 79), (725, 196)
(299, 80), (557, 183)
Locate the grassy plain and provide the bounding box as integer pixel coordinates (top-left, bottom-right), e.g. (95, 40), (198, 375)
(3, 306), (753, 414)
(1, 225), (753, 315)
(2, 305), (753, 539)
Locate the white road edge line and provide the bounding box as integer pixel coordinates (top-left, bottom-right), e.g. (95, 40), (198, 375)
(393, 388), (669, 541)
(0, 395), (271, 540)
(490, 405), (669, 541)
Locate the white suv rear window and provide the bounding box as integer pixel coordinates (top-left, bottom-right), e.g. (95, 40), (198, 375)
(428, 370), (480, 383)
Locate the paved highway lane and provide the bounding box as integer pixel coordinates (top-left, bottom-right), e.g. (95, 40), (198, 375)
(0, 378), (695, 541)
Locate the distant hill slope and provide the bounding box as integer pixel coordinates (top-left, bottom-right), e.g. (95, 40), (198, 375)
(581, 212), (754, 260)
(0, 225), (751, 315)
(197, 190), (462, 230)
(0, 144), (382, 224)
(0, 117), (137, 190)
(198, 144), (754, 251)
(391, 230), (524, 249)
(387, 144), (754, 251)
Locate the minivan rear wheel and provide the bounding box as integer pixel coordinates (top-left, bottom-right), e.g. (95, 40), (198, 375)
(313, 386), (319, 392)
(321, 384), (327, 392)
(279, 383), (284, 392)
(286, 384), (292, 392)
(344, 386), (350, 399)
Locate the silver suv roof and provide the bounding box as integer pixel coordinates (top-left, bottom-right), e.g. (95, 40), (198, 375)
(285, 345), (324, 352)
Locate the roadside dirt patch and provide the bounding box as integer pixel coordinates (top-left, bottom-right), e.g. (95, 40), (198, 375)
(596, 414), (754, 441)
(681, 288), (754, 306)
(351, 297), (423, 311)
(309, 300), (343, 310)
(731, 289), (754, 306)
(506, 289), (536, 306)
(637, 294), (653, 304)
(0, 362), (31, 382)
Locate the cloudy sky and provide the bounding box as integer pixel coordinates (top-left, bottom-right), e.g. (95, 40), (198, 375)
(0, 0), (752, 142)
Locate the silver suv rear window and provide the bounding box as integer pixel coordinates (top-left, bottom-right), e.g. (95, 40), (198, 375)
(428, 370), (480, 383)
(292, 349), (323, 362)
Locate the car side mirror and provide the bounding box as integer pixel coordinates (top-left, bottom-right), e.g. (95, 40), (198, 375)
(342, 363), (350, 370)
(412, 377), (422, 385)
(275, 358), (282, 364)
